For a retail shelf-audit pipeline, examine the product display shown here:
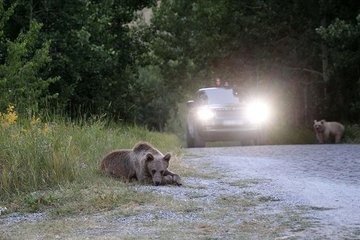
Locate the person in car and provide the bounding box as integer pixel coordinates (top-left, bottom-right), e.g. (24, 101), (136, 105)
(215, 78), (222, 87)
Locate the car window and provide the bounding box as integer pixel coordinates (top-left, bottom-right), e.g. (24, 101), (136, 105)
(196, 91), (208, 104)
(197, 88), (239, 105)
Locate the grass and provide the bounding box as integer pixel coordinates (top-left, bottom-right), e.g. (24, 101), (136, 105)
(0, 109), (185, 213)
(228, 179), (269, 188)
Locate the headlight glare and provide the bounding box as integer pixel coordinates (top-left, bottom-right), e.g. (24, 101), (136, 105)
(246, 100), (271, 124)
(197, 107), (215, 121)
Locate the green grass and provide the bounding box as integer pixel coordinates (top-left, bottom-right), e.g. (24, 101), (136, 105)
(228, 179), (270, 188)
(0, 116), (183, 209)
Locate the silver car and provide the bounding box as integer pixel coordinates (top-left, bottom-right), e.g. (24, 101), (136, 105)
(186, 87), (271, 147)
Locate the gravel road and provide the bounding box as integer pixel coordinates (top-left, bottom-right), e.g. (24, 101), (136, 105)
(186, 144), (360, 239)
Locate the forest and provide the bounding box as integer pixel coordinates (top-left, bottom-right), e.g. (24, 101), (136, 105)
(1, 0), (359, 130)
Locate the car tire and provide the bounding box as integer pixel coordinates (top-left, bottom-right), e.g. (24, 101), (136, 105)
(193, 127), (205, 148)
(186, 126), (195, 148)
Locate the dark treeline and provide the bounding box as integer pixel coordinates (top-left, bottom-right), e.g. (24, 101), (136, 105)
(1, 0), (359, 130)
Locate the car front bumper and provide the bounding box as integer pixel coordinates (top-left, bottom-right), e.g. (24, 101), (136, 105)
(197, 124), (261, 141)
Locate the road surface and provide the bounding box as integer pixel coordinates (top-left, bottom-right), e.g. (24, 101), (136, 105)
(186, 144), (360, 238)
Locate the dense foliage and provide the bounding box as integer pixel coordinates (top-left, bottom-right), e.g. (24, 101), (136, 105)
(1, 0), (359, 129)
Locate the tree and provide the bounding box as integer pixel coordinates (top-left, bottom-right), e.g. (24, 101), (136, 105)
(0, 1), (57, 114)
(10, 0), (155, 119)
(132, 0), (360, 128)
(317, 13), (360, 120)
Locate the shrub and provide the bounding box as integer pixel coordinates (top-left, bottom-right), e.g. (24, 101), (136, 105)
(344, 124), (360, 143)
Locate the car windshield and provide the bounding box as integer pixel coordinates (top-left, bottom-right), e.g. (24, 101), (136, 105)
(197, 88), (239, 105)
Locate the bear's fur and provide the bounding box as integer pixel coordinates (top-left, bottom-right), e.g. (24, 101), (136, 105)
(100, 142), (182, 186)
(313, 120), (345, 143)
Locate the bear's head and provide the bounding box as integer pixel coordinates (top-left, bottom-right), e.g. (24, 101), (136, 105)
(313, 120), (326, 133)
(145, 152), (171, 186)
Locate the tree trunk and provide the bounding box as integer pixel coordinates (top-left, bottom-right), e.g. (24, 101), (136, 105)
(29, 0), (33, 27)
(321, 16), (329, 102)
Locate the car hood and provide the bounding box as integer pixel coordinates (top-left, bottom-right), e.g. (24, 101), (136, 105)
(204, 103), (245, 110)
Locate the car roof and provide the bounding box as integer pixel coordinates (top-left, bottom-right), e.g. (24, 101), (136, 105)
(198, 87), (232, 91)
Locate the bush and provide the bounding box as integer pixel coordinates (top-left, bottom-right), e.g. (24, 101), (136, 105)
(344, 124), (360, 143)
(0, 20), (58, 114)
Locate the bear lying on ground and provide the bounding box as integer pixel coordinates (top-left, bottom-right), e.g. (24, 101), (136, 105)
(313, 120), (345, 143)
(100, 142), (182, 186)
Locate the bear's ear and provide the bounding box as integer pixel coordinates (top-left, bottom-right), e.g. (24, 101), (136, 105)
(321, 120), (325, 124)
(314, 120), (317, 123)
(146, 153), (154, 162)
(163, 153), (171, 162)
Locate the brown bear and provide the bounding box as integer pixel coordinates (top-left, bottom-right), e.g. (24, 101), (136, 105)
(313, 120), (345, 143)
(100, 142), (182, 186)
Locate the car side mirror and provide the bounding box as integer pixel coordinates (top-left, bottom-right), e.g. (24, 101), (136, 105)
(187, 100), (195, 108)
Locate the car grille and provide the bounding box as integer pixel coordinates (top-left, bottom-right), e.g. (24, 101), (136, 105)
(215, 107), (244, 116)
(212, 107), (249, 126)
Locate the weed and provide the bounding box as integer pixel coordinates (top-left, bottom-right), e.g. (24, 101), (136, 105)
(258, 195), (281, 203)
(24, 192), (56, 212)
(216, 195), (258, 208)
(228, 179), (267, 188)
(0, 104), (18, 128)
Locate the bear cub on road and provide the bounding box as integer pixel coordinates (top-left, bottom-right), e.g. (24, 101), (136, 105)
(101, 142), (182, 186)
(313, 120), (345, 144)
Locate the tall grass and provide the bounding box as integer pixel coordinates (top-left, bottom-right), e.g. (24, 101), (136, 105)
(344, 124), (360, 143)
(0, 109), (180, 200)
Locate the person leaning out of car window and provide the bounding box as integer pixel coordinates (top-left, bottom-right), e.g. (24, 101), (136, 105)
(214, 77), (230, 88)
(215, 78), (222, 87)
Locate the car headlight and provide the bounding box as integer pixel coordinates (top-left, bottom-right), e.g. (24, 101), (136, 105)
(245, 99), (271, 124)
(197, 107), (215, 121)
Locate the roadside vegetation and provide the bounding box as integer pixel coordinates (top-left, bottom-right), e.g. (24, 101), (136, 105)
(0, 106), (187, 214)
(1, 1), (360, 133)
(343, 124), (360, 144)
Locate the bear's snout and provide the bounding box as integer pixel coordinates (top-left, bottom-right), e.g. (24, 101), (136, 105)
(152, 174), (162, 186)
(314, 125), (323, 132)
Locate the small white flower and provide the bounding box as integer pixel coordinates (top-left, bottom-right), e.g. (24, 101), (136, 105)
(0, 207), (8, 215)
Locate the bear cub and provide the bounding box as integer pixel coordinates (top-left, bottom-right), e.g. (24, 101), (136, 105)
(313, 120), (345, 144)
(101, 142), (182, 186)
